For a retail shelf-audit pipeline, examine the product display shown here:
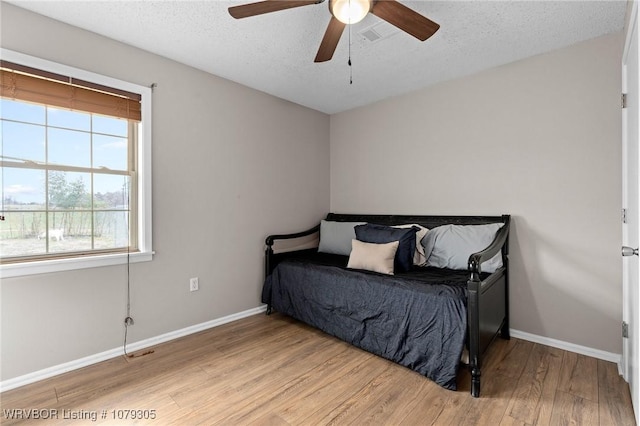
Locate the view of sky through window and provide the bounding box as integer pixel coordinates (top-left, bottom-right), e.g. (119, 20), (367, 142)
(1, 99), (129, 205)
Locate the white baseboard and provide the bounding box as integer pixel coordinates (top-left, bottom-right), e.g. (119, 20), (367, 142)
(510, 329), (622, 367)
(0, 305), (267, 393)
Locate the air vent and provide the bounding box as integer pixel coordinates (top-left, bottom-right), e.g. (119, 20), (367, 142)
(358, 22), (400, 43)
(361, 28), (382, 42)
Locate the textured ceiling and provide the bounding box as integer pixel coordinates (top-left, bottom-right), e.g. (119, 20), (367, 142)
(5, 0), (627, 114)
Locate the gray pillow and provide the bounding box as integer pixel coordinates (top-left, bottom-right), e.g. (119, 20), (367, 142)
(317, 220), (366, 256)
(421, 223), (504, 273)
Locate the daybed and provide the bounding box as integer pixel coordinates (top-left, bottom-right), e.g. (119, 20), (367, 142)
(262, 213), (510, 397)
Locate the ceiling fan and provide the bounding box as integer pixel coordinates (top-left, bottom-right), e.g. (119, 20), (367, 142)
(228, 0), (440, 62)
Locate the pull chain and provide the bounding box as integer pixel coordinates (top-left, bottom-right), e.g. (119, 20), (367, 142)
(348, 12), (353, 84)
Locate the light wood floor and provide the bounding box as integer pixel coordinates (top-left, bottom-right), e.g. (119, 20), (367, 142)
(1, 313), (635, 425)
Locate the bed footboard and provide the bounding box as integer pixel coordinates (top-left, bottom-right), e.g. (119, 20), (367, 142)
(468, 269), (508, 396)
(467, 216), (511, 397)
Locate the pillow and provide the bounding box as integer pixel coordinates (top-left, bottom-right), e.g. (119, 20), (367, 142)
(421, 223), (504, 273)
(394, 224), (429, 266)
(317, 220), (366, 256)
(347, 239), (399, 275)
(354, 223), (418, 272)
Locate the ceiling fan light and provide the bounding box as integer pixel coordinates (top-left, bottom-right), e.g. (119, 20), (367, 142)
(330, 0), (370, 25)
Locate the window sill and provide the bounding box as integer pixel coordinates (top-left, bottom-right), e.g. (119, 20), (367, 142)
(0, 251), (154, 278)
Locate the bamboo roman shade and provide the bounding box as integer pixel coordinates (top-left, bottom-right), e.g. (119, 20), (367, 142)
(0, 60), (141, 121)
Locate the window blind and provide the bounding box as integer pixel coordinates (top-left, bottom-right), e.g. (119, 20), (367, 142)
(0, 60), (141, 121)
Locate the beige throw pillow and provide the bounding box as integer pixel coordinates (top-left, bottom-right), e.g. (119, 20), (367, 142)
(347, 239), (399, 275)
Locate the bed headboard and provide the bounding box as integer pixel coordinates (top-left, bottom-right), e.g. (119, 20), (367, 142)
(325, 213), (509, 229)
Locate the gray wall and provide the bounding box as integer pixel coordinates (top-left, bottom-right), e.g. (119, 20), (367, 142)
(0, 4), (330, 381)
(330, 32), (623, 353)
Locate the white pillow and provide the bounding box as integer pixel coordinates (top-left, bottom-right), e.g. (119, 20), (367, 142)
(317, 220), (366, 256)
(347, 239), (399, 275)
(394, 224), (429, 266)
(421, 223), (504, 273)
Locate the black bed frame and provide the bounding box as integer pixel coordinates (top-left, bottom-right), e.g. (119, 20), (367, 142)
(264, 213), (511, 398)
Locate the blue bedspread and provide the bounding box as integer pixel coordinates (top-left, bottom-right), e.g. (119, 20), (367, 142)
(263, 259), (468, 390)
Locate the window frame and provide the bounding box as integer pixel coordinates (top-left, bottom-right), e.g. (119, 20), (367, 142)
(0, 48), (153, 278)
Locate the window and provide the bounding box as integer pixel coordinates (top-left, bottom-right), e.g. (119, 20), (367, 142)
(0, 49), (152, 277)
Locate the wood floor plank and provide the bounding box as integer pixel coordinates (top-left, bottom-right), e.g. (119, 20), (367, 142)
(558, 351), (599, 402)
(277, 351), (383, 424)
(219, 346), (358, 424)
(549, 390), (599, 426)
(1, 313), (635, 426)
(169, 331), (338, 414)
(449, 372), (514, 425)
(247, 412), (292, 426)
(0, 382), (58, 408)
(305, 364), (398, 425)
(499, 414), (530, 426)
(214, 345), (364, 425)
(598, 359), (635, 426)
(430, 338), (534, 426)
(174, 334), (349, 424)
(352, 369), (434, 425)
(392, 383), (457, 426)
(45, 356), (131, 401)
(483, 338), (536, 379)
(504, 343), (564, 425)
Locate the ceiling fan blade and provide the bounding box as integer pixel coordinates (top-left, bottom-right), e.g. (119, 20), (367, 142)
(371, 0), (439, 41)
(314, 17), (346, 62)
(229, 0), (322, 19)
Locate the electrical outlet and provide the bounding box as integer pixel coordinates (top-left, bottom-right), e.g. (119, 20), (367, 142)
(190, 277), (199, 292)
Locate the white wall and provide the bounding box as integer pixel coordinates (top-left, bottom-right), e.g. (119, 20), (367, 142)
(0, 3), (330, 381)
(330, 32), (623, 354)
